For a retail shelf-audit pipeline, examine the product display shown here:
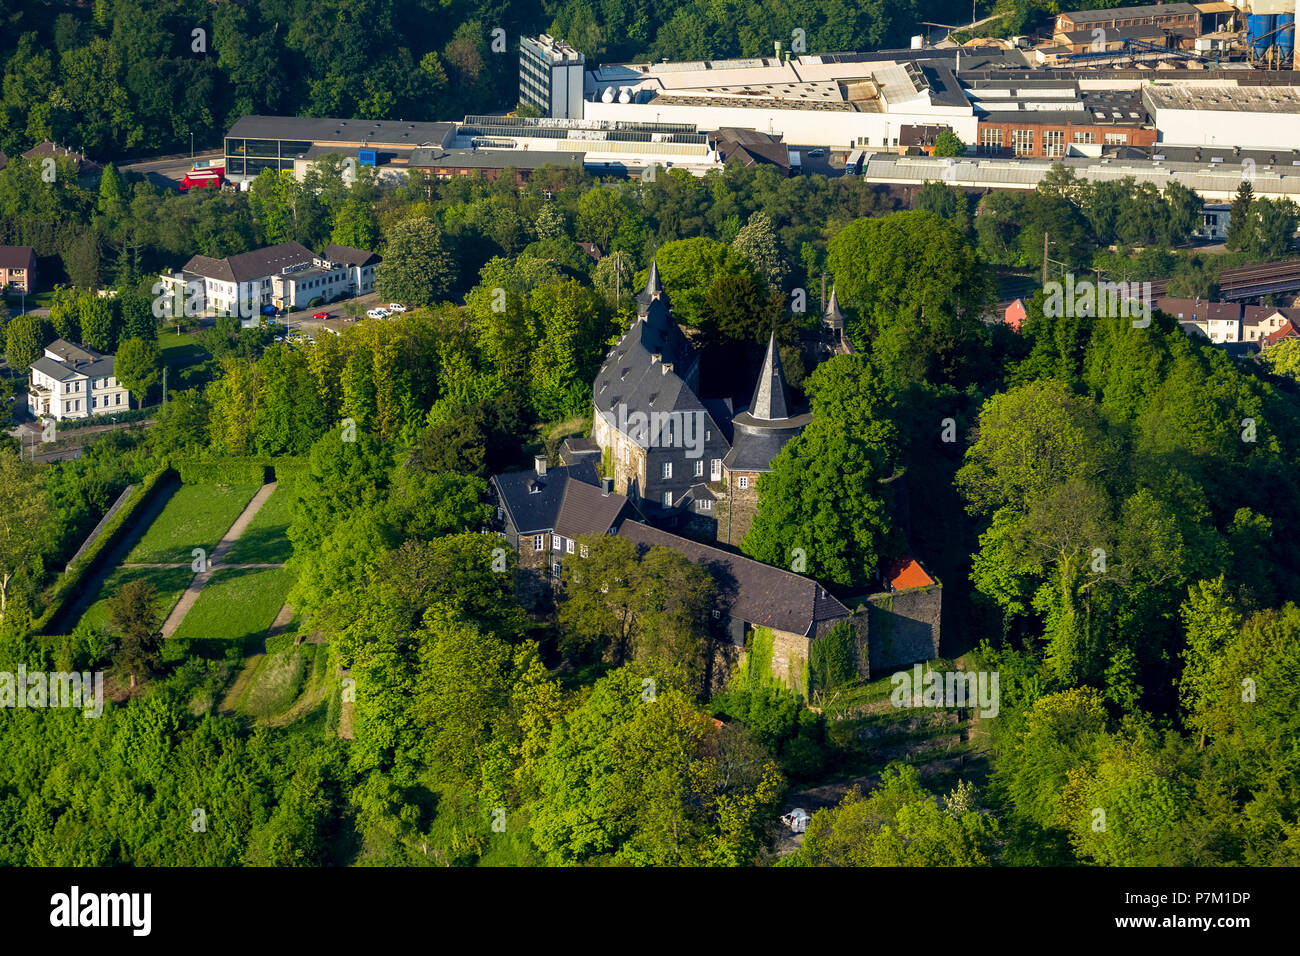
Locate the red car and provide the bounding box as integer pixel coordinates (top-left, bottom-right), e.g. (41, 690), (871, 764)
(312, 312), (329, 320)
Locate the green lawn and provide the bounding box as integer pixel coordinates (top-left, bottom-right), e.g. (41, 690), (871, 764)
(223, 480), (296, 564)
(157, 330), (209, 367)
(78, 564), (193, 634)
(170, 566), (293, 651)
(125, 482), (261, 564)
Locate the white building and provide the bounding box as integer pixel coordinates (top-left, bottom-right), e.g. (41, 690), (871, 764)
(159, 241), (380, 318)
(1142, 85), (1300, 150)
(28, 340), (131, 421)
(520, 34), (585, 119)
(582, 55), (980, 150)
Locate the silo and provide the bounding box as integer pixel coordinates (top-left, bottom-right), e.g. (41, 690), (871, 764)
(1277, 13), (1296, 61)
(1248, 14), (1277, 57)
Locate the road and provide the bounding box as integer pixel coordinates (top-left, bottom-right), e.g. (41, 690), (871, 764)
(121, 149), (223, 190)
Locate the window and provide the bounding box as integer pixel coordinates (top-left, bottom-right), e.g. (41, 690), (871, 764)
(1043, 130), (1065, 158)
(496, 506), (504, 521)
(1073, 131), (1095, 144)
(711, 609), (721, 619)
(552, 534), (562, 550)
(115, 394), (122, 405)
(738, 476), (749, 490)
(698, 499), (713, 511)
(1104, 133), (1128, 145)
(711, 458), (722, 480)
(693, 459), (704, 477)
(979, 127), (1003, 155)
(566, 539), (575, 554)
(662, 491), (673, 507)
(580, 544), (589, 558)
(552, 562), (562, 578)
(533, 534), (544, 551)
(662, 461), (672, 479)
(1011, 129), (1035, 156)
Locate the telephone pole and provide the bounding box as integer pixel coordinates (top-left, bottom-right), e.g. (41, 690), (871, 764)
(1042, 232), (1050, 286)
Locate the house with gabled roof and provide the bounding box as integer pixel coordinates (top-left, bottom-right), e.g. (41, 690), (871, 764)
(27, 339), (130, 421)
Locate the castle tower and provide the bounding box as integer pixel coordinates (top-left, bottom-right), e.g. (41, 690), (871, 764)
(717, 332), (813, 546)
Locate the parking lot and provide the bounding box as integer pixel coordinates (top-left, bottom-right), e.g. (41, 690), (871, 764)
(269, 291), (396, 341)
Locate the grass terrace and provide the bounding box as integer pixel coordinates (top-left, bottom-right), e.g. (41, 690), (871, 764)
(171, 566), (294, 654)
(124, 482), (261, 564)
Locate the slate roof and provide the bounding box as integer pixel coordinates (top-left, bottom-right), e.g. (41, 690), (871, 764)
(30, 357), (77, 382)
(492, 461), (598, 534)
(724, 428), (802, 473)
(33, 339), (115, 380)
(182, 241), (317, 283)
(617, 521), (850, 639)
(824, 286), (846, 331)
(323, 243), (381, 267)
(749, 332), (790, 422)
(554, 479), (638, 539)
(636, 259), (669, 315)
(594, 301), (707, 430)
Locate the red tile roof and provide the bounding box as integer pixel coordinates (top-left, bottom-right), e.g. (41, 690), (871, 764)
(1003, 299), (1026, 332)
(1266, 319), (1299, 346)
(885, 556), (935, 591)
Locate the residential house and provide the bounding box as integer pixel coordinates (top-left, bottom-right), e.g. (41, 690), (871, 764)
(158, 240), (380, 318)
(28, 340), (131, 421)
(0, 245), (37, 293)
(21, 142), (103, 186)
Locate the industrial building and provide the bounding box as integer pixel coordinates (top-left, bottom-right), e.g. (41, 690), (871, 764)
(223, 115), (456, 183)
(519, 34), (585, 119)
(858, 147), (1300, 202)
(582, 54), (981, 150)
(1142, 83), (1300, 148)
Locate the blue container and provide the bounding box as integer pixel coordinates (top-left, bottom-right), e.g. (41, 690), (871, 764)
(358, 148), (377, 166)
(1277, 14), (1295, 61)
(1248, 14), (1277, 56)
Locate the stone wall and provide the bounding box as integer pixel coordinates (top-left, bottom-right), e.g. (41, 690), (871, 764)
(846, 584), (942, 679)
(717, 471), (760, 547)
(768, 626), (812, 696)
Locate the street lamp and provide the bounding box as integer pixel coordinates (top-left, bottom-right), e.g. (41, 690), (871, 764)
(190, 132), (194, 162)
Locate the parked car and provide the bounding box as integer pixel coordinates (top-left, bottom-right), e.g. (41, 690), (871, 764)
(366, 308), (389, 319)
(387, 303), (407, 313)
(808, 148), (826, 158)
(313, 311), (329, 320)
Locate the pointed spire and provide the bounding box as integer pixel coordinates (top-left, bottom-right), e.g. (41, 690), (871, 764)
(636, 257), (669, 317)
(749, 331), (790, 421)
(823, 285), (846, 332)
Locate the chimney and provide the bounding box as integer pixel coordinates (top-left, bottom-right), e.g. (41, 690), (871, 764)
(650, 352), (662, 364)
(661, 362), (673, 375)
(601, 477), (613, 496)
(534, 455), (547, 476)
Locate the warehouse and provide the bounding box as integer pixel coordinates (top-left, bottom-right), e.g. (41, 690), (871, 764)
(1142, 84), (1300, 148)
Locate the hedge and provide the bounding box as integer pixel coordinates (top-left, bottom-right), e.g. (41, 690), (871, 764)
(54, 406), (155, 431)
(30, 464), (175, 636)
(173, 455), (309, 485)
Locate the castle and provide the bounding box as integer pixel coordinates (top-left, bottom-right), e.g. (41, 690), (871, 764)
(590, 261), (842, 547)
